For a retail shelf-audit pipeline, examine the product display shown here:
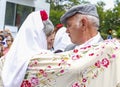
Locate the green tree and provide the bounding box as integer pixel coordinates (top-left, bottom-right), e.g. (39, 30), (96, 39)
(46, 0), (82, 26)
(49, 3), (65, 25)
(113, 0), (120, 38)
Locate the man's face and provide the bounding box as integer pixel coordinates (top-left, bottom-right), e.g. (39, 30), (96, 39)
(66, 14), (84, 45)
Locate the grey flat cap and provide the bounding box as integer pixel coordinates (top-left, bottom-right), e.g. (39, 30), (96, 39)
(60, 4), (99, 24)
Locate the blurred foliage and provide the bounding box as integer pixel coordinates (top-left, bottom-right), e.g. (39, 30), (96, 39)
(46, 0), (120, 39)
(49, 3), (65, 26)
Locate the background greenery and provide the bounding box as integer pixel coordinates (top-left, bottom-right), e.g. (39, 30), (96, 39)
(46, 0), (120, 39)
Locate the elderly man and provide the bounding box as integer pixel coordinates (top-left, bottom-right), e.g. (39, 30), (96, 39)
(60, 4), (103, 51)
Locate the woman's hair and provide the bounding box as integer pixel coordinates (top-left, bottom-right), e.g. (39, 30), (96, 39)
(43, 19), (54, 36)
(40, 10), (54, 36)
(0, 34), (5, 41)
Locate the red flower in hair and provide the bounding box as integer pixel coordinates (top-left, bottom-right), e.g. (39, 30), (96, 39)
(56, 24), (63, 29)
(40, 10), (48, 21)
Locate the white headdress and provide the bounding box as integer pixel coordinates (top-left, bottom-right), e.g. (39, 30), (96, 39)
(53, 27), (72, 51)
(2, 11), (48, 87)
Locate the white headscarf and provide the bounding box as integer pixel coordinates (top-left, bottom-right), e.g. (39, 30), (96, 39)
(53, 27), (72, 51)
(2, 11), (48, 87)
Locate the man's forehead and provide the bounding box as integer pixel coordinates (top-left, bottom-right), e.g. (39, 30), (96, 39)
(66, 14), (81, 24)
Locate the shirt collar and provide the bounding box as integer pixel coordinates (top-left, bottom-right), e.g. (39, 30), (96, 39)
(76, 32), (103, 48)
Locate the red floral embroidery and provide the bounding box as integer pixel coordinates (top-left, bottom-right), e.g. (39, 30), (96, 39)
(96, 54), (99, 56)
(30, 77), (39, 86)
(73, 49), (79, 53)
(95, 60), (101, 68)
(40, 10), (48, 21)
(47, 65), (51, 68)
(43, 72), (48, 77)
(101, 58), (110, 68)
(102, 46), (105, 49)
(39, 69), (48, 77)
(82, 78), (87, 83)
(21, 80), (31, 87)
(89, 53), (94, 56)
(72, 82), (81, 87)
(111, 54), (116, 58)
(34, 60), (38, 65)
(58, 63), (61, 66)
(39, 69), (44, 74)
(72, 55), (80, 60)
(114, 47), (118, 50)
(87, 45), (91, 48)
(60, 69), (64, 73)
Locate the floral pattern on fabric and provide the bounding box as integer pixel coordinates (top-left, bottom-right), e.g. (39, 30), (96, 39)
(21, 39), (120, 87)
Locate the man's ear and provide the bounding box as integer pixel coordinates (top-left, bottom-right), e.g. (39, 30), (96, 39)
(81, 17), (87, 27)
(80, 17), (88, 31)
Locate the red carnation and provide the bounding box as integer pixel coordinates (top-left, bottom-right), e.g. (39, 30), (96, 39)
(40, 10), (48, 21)
(56, 24), (63, 29)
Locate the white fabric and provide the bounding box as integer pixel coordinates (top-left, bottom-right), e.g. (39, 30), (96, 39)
(53, 27), (72, 51)
(2, 11), (47, 87)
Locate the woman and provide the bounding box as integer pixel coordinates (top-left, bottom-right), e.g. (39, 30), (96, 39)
(3, 35), (14, 55)
(1, 10), (54, 87)
(46, 23), (72, 52)
(47, 32), (55, 51)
